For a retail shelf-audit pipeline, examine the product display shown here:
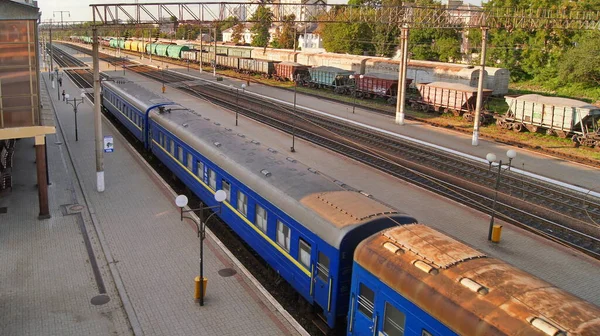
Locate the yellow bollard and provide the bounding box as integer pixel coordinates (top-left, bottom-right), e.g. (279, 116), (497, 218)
(162, 85), (166, 93)
(194, 276), (208, 300)
(491, 225), (503, 243)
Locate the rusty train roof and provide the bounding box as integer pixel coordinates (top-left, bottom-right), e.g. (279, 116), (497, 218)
(354, 224), (600, 336)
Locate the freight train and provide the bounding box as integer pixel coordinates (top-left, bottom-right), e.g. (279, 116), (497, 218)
(101, 76), (600, 335)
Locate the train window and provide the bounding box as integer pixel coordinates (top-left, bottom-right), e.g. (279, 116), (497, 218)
(208, 169), (217, 190)
(298, 239), (311, 269)
(170, 140), (175, 156)
(178, 146), (183, 163)
(358, 284), (375, 317)
(158, 132), (163, 147)
(197, 161), (204, 180)
(383, 302), (406, 336)
(276, 220), (290, 252)
(421, 331), (432, 336)
(255, 205), (267, 233)
(186, 154), (193, 171)
(222, 180), (231, 202)
(237, 191), (247, 216)
(317, 252), (330, 282)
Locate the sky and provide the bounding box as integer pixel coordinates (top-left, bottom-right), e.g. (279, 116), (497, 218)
(39, 0), (484, 23)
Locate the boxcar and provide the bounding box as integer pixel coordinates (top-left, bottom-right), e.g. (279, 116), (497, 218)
(413, 82), (492, 121)
(498, 94), (600, 143)
(166, 45), (190, 60)
(274, 62), (311, 81)
(306, 66), (355, 93)
(238, 58), (278, 77)
(349, 224), (600, 336)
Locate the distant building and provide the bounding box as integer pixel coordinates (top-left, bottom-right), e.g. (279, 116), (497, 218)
(297, 24), (324, 52)
(222, 24), (277, 45)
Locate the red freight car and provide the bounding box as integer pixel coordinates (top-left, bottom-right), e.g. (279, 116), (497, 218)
(413, 82), (493, 122)
(354, 72), (413, 104)
(273, 61), (310, 81)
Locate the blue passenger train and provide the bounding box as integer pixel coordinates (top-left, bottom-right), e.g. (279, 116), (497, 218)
(101, 77), (600, 336)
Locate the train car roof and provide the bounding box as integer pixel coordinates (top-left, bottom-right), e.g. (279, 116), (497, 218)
(355, 224), (600, 336)
(507, 94), (600, 110)
(102, 78), (173, 113)
(417, 81), (493, 93)
(143, 96), (415, 248)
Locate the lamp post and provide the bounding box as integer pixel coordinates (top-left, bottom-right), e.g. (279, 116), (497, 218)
(54, 68), (63, 100)
(291, 75), (299, 153)
(348, 74), (363, 114)
(485, 149), (517, 241)
(176, 190), (226, 306)
(65, 92), (86, 142)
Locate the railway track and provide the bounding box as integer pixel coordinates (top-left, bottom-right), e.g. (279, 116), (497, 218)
(51, 43), (600, 259)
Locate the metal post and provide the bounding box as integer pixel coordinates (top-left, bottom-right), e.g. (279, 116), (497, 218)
(291, 76), (297, 153)
(44, 142), (50, 185)
(199, 27), (203, 73)
(352, 78), (357, 114)
(49, 24), (53, 74)
(473, 27), (488, 146)
(235, 88), (239, 126)
(395, 27), (409, 125)
(93, 27), (105, 192)
(199, 203), (205, 306)
(74, 104), (79, 141)
(55, 69), (60, 100)
(213, 26), (217, 77)
(488, 159), (502, 241)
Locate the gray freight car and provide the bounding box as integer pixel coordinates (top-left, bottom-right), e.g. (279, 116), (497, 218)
(238, 58), (278, 77)
(498, 94), (600, 147)
(306, 66), (355, 93)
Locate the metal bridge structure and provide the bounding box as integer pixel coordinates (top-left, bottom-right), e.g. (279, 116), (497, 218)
(39, 3), (600, 192)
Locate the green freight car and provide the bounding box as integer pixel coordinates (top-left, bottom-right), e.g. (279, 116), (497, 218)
(166, 45), (190, 59)
(307, 66), (355, 93)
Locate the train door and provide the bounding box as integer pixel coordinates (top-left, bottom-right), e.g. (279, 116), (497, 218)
(375, 294), (407, 336)
(348, 281), (378, 336)
(314, 251), (332, 314)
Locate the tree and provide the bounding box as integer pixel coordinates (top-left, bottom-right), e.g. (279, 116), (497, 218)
(557, 32), (600, 86)
(232, 23), (245, 45)
(250, 5), (273, 51)
(317, 6), (374, 55)
(272, 14), (296, 49)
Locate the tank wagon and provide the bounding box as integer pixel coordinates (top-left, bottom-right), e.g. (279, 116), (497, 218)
(350, 224), (600, 336)
(101, 77), (600, 335)
(414, 82), (494, 122)
(498, 94), (600, 147)
(305, 66), (354, 93)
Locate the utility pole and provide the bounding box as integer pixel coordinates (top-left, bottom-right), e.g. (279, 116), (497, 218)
(472, 27), (489, 146)
(53, 11), (70, 29)
(213, 26), (217, 76)
(395, 26), (409, 125)
(93, 27), (105, 192)
(49, 21), (53, 73)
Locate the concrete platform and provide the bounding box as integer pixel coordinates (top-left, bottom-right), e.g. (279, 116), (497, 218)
(71, 47), (600, 308)
(0, 60), (306, 335)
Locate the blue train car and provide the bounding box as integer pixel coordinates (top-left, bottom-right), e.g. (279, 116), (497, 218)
(350, 224), (600, 336)
(101, 77), (417, 329)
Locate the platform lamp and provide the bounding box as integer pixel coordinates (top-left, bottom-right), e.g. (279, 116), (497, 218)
(175, 190), (226, 306)
(348, 74), (363, 114)
(65, 92), (86, 142)
(485, 149), (517, 241)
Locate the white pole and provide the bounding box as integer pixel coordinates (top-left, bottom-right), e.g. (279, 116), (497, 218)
(472, 27), (488, 146)
(93, 27), (105, 192)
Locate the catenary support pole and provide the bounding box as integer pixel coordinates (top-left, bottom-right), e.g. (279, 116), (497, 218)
(49, 23), (53, 73)
(93, 27), (105, 192)
(472, 27), (488, 146)
(213, 26), (217, 77)
(395, 26), (409, 125)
